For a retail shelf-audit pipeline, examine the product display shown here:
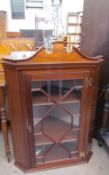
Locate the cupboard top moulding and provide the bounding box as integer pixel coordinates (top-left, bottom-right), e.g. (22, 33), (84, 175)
(3, 41), (103, 70)
(3, 41), (103, 172)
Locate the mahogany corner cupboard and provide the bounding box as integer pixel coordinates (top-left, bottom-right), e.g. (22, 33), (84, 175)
(3, 42), (103, 172)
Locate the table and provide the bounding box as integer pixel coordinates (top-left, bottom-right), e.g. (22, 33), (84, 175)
(0, 51), (36, 162)
(0, 60), (10, 162)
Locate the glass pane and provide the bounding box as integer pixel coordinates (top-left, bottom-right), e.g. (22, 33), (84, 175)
(31, 79), (82, 165)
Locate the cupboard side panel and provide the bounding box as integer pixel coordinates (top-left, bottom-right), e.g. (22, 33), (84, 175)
(4, 66), (35, 169)
(19, 72), (36, 167)
(81, 66), (101, 155)
(77, 71), (91, 158)
(89, 66), (101, 139)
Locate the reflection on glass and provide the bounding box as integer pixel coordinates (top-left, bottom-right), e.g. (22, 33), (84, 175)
(43, 19), (54, 54)
(44, 38), (53, 54)
(31, 79), (82, 164)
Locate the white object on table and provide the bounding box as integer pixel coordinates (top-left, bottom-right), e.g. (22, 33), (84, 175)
(10, 51), (36, 60)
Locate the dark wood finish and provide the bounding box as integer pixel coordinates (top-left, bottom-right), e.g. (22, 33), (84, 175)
(98, 84), (109, 149)
(81, 0), (109, 56)
(81, 0), (109, 86)
(15, 151), (93, 173)
(81, 0), (109, 137)
(3, 42), (103, 172)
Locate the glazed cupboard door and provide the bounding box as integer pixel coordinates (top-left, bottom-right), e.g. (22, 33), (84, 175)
(26, 71), (92, 168)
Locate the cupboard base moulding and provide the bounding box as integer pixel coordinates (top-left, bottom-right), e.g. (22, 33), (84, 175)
(15, 151), (93, 173)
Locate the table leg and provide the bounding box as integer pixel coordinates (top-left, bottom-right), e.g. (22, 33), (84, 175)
(0, 87), (10, 162)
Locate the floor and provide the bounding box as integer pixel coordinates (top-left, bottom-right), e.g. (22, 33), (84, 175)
(0, 130), (109, 175)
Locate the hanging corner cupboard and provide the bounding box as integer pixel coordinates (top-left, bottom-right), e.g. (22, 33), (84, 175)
(3, 41), (103, 172)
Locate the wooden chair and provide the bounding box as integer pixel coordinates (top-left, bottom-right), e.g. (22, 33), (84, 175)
(17, 42), (35, 51)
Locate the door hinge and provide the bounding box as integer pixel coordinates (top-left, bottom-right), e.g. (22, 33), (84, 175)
(86, 77), (92, 87)
(79, 151), (85, 158)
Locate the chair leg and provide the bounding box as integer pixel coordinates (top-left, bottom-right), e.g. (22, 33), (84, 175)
(0, 87), (10, 162)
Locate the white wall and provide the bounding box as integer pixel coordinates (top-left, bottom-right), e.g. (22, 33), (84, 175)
(0, 0), (84, 32)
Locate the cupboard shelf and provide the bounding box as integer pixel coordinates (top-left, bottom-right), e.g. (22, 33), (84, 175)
(34, 117), (79, 146)
(31, 85), (82, 92)
(32, 89), (81, 106)
(35, 142), (78, 164)
(32, 94), (80, 106)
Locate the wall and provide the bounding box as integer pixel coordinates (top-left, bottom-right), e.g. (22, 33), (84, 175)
(0, 0), (84, 33)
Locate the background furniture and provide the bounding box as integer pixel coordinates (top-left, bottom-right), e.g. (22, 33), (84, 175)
(67, 12), (83, 48)
(0, 61), (10, 162)
(81, 0), (109, 137)
(0, 39), (17, 162)
(98, 84), (109, 149)
(0, 37), (35, 162)
(7, 32), (21, 38)
(3, 42), (102, 172)
(0, 11), (7, 38)
(0, 38), (35, 52)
